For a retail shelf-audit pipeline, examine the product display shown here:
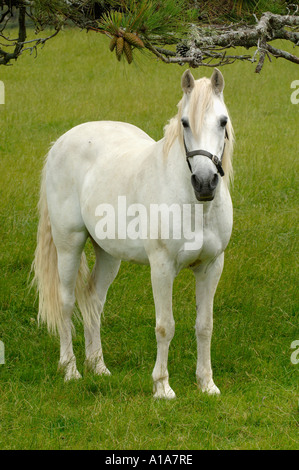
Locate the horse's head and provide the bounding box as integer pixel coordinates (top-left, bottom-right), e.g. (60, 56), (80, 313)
(181, 69), (229, 202)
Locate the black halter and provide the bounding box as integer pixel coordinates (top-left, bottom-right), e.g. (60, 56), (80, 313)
(184, 127), (228, 177)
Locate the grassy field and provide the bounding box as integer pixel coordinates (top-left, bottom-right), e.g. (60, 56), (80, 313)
(0, 28), (298, 450)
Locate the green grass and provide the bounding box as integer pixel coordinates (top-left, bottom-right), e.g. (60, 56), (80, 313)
(0, 29), (298, 450)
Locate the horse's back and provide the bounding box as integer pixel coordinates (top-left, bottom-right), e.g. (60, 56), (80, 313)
(50, 121), (154, 163)
(45, 121), (156, 245)
(47, 120), (153, 192)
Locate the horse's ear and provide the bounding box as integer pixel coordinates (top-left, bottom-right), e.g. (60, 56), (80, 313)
(181, 69), (195, 94)
(211, 68), (224, 94)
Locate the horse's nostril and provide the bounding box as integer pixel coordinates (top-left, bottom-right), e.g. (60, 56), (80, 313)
(191, 174), (202, 193)
(210, 173), (219, 190)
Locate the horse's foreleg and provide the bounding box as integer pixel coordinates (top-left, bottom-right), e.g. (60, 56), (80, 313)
(84, 243), (120, 375)
(150, 254), (176, 399)
(193, 253), (224, 395)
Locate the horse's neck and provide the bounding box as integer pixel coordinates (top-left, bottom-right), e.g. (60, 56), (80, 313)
(160, 136), (189, 180)
(159, 137), (196, 200)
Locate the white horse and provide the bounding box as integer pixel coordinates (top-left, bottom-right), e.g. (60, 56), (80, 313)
(32, 68), (234, 399)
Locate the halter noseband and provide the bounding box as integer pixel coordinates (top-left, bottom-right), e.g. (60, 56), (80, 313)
(184, 127), (228, 178)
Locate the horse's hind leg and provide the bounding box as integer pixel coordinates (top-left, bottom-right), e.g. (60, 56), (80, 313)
(84, 242), (120, 375)
(55, 231), (88, 381)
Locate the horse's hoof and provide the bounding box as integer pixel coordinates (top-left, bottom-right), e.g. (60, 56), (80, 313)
(85, 359), (111, 376)
(94, 364), (111, 376)
(58, 358), (82, 381)
(200, 379), (220, 395)
(153, 381), (176, 399)
(64, 369), (82, 381)
(206, 384), (220, 395)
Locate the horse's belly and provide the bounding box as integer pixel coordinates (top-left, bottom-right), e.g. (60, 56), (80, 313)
(92, 237), (150, 265)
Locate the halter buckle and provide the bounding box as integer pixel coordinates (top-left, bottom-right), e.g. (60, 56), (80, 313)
(211, 155), (220, 166)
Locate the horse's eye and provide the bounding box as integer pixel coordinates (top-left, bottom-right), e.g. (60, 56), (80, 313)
(181, 118), (190, 129)
(219, 116), (228, 128)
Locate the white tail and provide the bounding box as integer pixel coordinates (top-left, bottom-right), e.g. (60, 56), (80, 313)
(32, 165), (101, 335)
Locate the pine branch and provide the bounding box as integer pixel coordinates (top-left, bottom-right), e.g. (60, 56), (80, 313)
(0, 2), (298, 72)
(174, 11), (299, 72)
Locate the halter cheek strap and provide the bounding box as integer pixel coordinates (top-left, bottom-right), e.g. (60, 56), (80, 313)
(184, 128), (228, 178)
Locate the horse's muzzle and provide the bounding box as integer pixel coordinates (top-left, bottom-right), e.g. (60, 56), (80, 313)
(191, 173), (219, 201)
